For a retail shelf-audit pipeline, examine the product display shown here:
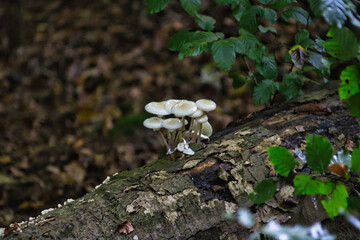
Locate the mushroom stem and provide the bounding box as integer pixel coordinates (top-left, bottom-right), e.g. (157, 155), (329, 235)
(158, 131), (170, 151)
(196, 123), (203, 143)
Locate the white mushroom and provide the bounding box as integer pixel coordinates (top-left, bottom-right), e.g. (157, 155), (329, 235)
(171, 100), (197, 117)
(143, 117), (170, 150)
(196, 99), (216, 112)
(145, 101), (170, 116)
(162, 118), (183, 151)
(201, 121), (213, 137)
(165, 99), (181, 113)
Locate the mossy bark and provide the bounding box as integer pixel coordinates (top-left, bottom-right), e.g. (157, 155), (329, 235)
(7, 89), (360, 240)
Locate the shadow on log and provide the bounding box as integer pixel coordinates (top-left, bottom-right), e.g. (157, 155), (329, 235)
(6, 88), (360, 239)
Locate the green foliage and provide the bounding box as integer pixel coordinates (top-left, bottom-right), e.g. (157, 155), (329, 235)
(347, 93), (360, 118)
(253, 80), (278, 105)
(305, 134), (333, 173)
(339, 65), (360, 100)
(211, 39), (236, 72)
(279, 72), (306, 100)
(324, 27), (359, 61)
(294, 175), (333, 195)
(281, 6), (309, 25)
(249, 179), (277, 204)
(180, 0), (200, 16)
(145, 0), (169, 14)
(256, 56), (278, 79)
(239, 6), (264, 33)
(231, 73), (249, 89)
(351, 147), (360, 172)
(321, 182), (348, 219)
(266, 146), (297, 176)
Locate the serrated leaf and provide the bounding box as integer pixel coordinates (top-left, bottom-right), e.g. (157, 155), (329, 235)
(281, 6), (309, 25)
(289, 45), (308, 69)
(294, 175), (334, 195)
(249, 179), (277, 204)
(321, 181), (348, 218)
(271, 0), (293, 9)
(231, 73), (249, 89)
(258, 25), (277, 33)
(253, 80), (278, 104)
(339, 65), (360, 100)
(279, 72), (304, 100)
(211, 39), (236, 72)
(145, 0), (169, 14)
(305, 134), (333, 173)
(231, 0), (252, 21)
(308, 51), (330, 75)
(325, 27), (359, 61)
(169, 30), (192, 51)
(256, 56), (278, 79)
(295, 29), (310, 45)
(229, 29), (264, 62)
(351, 147), (360, 172)
(347, 93), (360, 118)
(239, 5), (264, 33)
(180, 0), (200, 16)
(263, 8), (277, 24)
(267, 147), (296, 176)
(195, 14), (216, 31)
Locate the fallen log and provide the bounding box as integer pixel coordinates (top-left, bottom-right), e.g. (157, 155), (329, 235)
(6, 88), (360, 239)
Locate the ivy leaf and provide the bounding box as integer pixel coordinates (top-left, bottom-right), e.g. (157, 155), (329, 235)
(271, 0), (294, 9)
(249, 179), (277, 204)
(325, 27), (359, 61)
(211, 39), (236, 72)
(263, 8), (277, 24)
(231, 73), (250, 89)
(338, 65), (360, 100)
(289, 45), (309, 69)
(239, 5), (264, 33)
(347, 93), (360, 118)
(279, 72), (305, 100)
(308, 51), (330, 75)
(321, 181), (349, 219)
(145, 0), (169, 14)
(281, 6), (309, 25)
(195, 14), (216, 31)
(258, 25), (277, 33)
(267, 147), (297, 176)
(256, 56), (278, 79)
(294, 175), (333, 195)
(351, 147), (360, 172)
(305, 134), (333, 173)
(180, 0), (200, 16)
(253, 80), (278, 105)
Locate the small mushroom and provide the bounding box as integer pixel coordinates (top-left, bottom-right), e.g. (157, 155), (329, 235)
(165, 99), (181, 113)
(143, 117), (170, 150)
(162, 118), (183, 152)
(145, 101), (170, 117)
(196, 99), (216, 112)
(171, 100), (197, 117)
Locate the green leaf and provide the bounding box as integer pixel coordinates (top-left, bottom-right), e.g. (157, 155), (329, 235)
(253, 80), (278, 105)
(294, 29), (314, 48)
(294, 175), (333, 195)
(321, 181), (348, 219)
(263, 8), (277, 24)
(281, 6), (309, 25)
(249, 179), (277, 204)
(145, 0), (169, 14)
(258, 25), (277, 34)
(308, 0), (360, 28)
(229, 29), (264, 62)
(231, 0), (252, 21)
(305, 134), (333, 173)
(324, 27), (359, 61)
(217, 0), (240, 5)
(347, 93), (360, 118)
(258, 0), (272, 4)
(347, 197), (360, 216)
(308, 51), (330, 75)
(267, 147), (296, 176)
(271, 0), (293, 9)
(256, 56), (278, 79)
(239, 6), (264, 33)
(314, 37), (325, 52)
(211, 39), (236, 72)
(351, 147), (360, 172)
(195, 14), (216, 31)
(231, 73), (249, 89)
(339, 65), (360, 100)
(168, 30), (192, 51)
(279, 72), (305, 100)
(180, 0), (200, 16)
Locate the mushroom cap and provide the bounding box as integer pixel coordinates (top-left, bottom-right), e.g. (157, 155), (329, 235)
(183, 148), (195, 155)
(202, 122), (213, 137)
(165, 99), (181, 113)
(145, 101), (170, 116)
(196, 114), (208, 123)
(189, 109), (204, 118)
(143, 117), (163, 130)
(196, 99), (216, 112)
(162, 118), (183, 130)
(171, 100), (197, 116)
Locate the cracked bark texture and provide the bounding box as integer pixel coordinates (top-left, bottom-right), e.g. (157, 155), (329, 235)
(7, 88), (360, 240)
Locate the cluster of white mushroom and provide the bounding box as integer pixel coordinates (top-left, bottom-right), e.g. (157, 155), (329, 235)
(143, 99), (216, 155)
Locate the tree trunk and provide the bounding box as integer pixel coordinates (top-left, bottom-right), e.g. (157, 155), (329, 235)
(5, 88), (360, 240)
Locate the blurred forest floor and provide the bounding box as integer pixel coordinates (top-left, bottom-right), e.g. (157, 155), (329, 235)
(0, 0), (328, 227)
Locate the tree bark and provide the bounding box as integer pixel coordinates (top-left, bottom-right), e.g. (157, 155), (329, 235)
(6, 88), (360, 240)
